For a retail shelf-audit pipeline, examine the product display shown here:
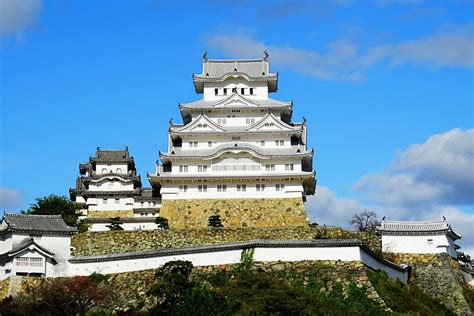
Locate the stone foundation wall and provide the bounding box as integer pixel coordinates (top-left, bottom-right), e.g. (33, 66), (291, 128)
(0, 278), (8, 300)
(87, 210), (134, 218)
(5, 260), (385, 312)
(388, 253), (472, 315)
(160, 197), (308, 229)
(71, 226), (381, 257)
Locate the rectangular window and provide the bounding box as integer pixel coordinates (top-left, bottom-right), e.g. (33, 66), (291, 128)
(16, 257), (43, 267)
(208, 141), (213, 147)
(214, 88), (218, 95)
(115, 198), (120, 204)
(256, 184), (265, 191)
(217, 118), (227, 125)
(275, 140), (284, 146)
(232, 136), (241, 141)
(427, 239), (433, 245)
(232, 87), (237, 93)
(29, 257), (43, 267)
(198, 165), (208, 172)
(265, 164), (275, 171)
(241, 88), (245, 95)
(217, 184), (227, 192)
(198, 185), (207, 192)
(179, 165), (188, 173)
(16, 257), (29, 266)
(261, 140), (265, 146)
(276, 184), (285, 191)
(188, 141), (198, 148)
(223, 88), (227, 95)
(237, 184), (247, 192)
(179, 185), (188, 192)
(103, 198), (108, 204)
(285, 164), (294, 171)
(250, 88), (254, 95)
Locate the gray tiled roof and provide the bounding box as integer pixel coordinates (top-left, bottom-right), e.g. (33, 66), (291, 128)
(160, 143), (312, 159)
(179, 96), (291, 109)
(377, 220), (461, 239)
(2, 213), (78, 235)
(196, 59), (275, 79)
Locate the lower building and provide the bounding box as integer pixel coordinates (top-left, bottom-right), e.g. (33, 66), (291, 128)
(377, 219), (461, 258)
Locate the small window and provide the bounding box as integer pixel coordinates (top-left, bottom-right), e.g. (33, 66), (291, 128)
(232, 136), (241, 141)
(214, 88), (218, 95)
(427, 239), (433, 245)
(208, 141), (212, 147)
(232, 87), (237, 93)
(116, 168), (122, 174)
(241, 88), (245, 94)
(198, 165), (208, 172)
(103, 198), (108, 204)
(115, 198), (120, 204)
(198, 185), (207, 192)
(179, 165), (188, 173)
(189, 141), (198, 148)
(223, 88), (227, 95)
(285, 164), (294, 171)
(237, 184), (246, 192)
(256, 184), (265, 191)
(217, 184), (227, 192)
(261, 140), (265, 146)
(250, 88), (254, 95)
(102, 168), (107, 174)
(276, 184), (285, 191)
(265, 164), (275, 171)
(179, 185), (188, 192)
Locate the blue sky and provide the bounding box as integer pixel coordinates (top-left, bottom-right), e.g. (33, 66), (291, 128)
(0, 1), (473, 250)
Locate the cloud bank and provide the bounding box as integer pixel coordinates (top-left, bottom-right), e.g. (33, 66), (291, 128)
(307, 128), (474, 254)
(0, 0), (43, 37)
(205, 24), (474, 81)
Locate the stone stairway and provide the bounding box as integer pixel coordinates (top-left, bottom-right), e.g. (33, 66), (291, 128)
(7, 275), (22, 297)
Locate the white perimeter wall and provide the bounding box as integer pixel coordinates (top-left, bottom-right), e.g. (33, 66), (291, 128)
(68, 246), (408, 283)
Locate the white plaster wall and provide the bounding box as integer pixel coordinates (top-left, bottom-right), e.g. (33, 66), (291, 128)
(203, 80), (268, 101)
(381, 234), (454, 256)
(89, 182), (134, 191)
(0, 232), (12, 254)
(95, 163), (129, 174)
(89, 222), (158, 232)
(68, 246), (408, 283)
(160, 183), (304, 200)
(88, 197), (134, 211)
(359, 248), (408, 283)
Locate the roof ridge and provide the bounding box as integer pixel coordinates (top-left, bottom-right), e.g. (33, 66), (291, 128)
(206, 58), (265, 63)
(5, 213), (63, 218)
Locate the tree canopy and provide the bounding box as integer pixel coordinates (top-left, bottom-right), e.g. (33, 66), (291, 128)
(25, 194), (88, 232)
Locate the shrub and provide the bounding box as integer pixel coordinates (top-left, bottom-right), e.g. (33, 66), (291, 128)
(155, 216), (169, 230)
(208, 215), (223, 228)
(106, 217), (124, 231)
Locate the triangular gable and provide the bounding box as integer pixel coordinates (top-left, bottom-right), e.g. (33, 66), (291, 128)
(8, 238), (55, 259)
(179, 113), (225, 132)
(247, 112), (293, 132)
(214, 93), (259, 108)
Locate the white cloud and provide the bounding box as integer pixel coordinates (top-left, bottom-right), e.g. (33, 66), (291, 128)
(0, 0), (43, 38)
(205, 24), (474, 81)
(307, 129), (474, 255)
(0, 186), (23, 210)
(355, 128), (474, 207)
(306, 186), (367, 227)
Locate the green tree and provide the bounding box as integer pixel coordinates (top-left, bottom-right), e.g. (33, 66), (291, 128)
(208, 215), (223, 228)
(155, 216), (169, 230)
(106, 217), (124, 231)
(25, 194), (88, 232)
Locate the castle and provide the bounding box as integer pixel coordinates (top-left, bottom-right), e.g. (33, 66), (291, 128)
(70, 54), (316, 231)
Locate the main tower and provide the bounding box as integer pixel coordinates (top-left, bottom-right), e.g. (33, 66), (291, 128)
(148, 53), (316, 228)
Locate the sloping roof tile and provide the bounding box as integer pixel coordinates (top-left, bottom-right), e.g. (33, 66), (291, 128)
(3, 213), (78, 234)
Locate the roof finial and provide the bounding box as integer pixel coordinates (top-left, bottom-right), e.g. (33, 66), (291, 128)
(443, 216), (446, 221)
(263, 50), (269, 62)
(96, 146), (100, 151)
(302, 116), (307, 123)
(125, 145), (128, 151)
(169, 118), (173, 125)
(203, 50), (208, 62)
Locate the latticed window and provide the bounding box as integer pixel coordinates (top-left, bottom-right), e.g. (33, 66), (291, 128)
(16, 257), (43, 267)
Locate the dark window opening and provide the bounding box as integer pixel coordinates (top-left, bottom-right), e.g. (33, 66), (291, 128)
(250, 88), (254, 95)
(172, 137), (182, 148)
(232, 87), (237, 93)
(214, 88), (218, 95)
(223, 88), (227, 95)
(241, 88), (245, 94)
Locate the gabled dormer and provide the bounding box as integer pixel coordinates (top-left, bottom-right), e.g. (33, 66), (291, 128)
(178, 113), (225, 132)
(247, 111), (294, 132)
